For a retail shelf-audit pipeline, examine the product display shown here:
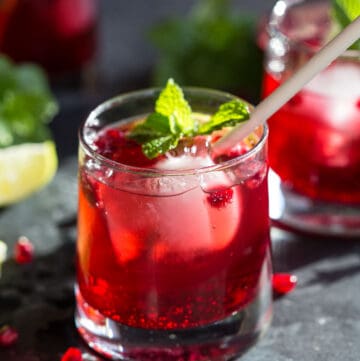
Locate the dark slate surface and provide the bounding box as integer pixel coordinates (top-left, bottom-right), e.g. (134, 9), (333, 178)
(1, 1), (360, 360)
(1, 159), (360, 361)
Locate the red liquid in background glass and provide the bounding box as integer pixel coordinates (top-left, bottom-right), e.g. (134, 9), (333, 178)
(263, 62), (360, 204)
(77, 125), (270, 330)
(0, 0), (97, 75)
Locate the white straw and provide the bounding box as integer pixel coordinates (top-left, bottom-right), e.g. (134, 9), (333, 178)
(214, 16), (360, 153)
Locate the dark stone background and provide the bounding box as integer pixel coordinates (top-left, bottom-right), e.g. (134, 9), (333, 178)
(1, 1), (360, 360)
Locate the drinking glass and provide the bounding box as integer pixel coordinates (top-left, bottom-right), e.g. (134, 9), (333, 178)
(76, 87), (272, 360)
(0, 0), (97, 79)
(262, 0), (360, 237)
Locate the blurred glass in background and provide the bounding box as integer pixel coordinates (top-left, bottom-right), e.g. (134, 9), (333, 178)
(0, 0), (98, 84)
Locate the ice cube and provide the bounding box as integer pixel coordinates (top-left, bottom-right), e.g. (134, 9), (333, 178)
(156, 137), (213, 171)
(155, 154), (213, 171)
(97, 169), (242, 263)
(303, 63), (360, 131)
(163, 136), (211, 165)
(305, 62), (360, 99)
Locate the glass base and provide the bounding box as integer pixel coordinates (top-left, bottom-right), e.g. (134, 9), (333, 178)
(269, 171), (360, 238)
(75, 284), (272, 361)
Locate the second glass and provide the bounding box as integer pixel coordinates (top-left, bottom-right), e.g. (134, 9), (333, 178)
(76, 87), (272, 360)
(263, 0), (360, 237)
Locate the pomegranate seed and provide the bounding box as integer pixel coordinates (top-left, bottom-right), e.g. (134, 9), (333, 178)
(272, 273), (297, 295)
(207, 188), (233, 208)
(0, 326), (19, 347)
(14, 236), (34, 264)
(61, 347), (83, 361)
(94, 128), (159, 167)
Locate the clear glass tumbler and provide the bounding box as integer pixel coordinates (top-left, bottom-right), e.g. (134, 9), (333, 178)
(76, 87), (272, 360)
(262, 0), (360, 237)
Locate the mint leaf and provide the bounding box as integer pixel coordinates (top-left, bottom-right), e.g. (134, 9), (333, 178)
(129, 79), (195, 158)
(129, 79), (251, 159)
(142, 134), (179, 159)
(332, 0), (360, 50)
(198, 99), (250, 134)
(0, 56), (58, 148)
(155, 78), (194, 134)
(129, 113), (173, 143)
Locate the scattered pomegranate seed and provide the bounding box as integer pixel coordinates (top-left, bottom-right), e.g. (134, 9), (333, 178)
(14, 236), (34, 264)
(0, 326), (19, 347)
(61, 347), (83, 361)
(272, 273), (298, 295)
(207, 188), (233, 208)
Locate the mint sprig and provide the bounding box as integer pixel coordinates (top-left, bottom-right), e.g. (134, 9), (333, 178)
(0, 56), (58, 148)
(331, 0), (360, 50)
(128, 79), (250, 158)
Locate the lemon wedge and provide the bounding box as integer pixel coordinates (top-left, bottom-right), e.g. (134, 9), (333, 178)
(0, 141), (58, 206)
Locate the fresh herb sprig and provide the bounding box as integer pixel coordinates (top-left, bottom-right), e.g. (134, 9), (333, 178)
(0, 56), (58, 148)
(128, 79), (250, 159)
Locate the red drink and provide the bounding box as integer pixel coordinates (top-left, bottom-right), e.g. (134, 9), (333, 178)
(264, 62), (360, 204)
(0, 0), (97, 77)
(76, 88), (272, 360)
(262, 0), (360, 236)
(77, 128), (269, 330)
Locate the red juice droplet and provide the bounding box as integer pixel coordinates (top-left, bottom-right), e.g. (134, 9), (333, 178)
(0, 326), (19, 347)
(61, 347), (83, 361)
(14, 236), (34, 264)
(272, 273), (297, 295)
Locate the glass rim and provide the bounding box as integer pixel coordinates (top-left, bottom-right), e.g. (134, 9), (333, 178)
(79, 86), (268, 177)
(267, 0), (360, 59)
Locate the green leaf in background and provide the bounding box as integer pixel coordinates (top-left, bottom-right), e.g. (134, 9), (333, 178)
(149, 0), (264, 102)
(0, 56), (58, 148)
(331, 0), (360, 50)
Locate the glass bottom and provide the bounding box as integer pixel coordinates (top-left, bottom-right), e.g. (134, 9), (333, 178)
(269, 171), (360, 238)
(75, 281), (272, 361)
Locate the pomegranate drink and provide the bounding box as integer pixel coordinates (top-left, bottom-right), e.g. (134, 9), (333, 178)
(76, 82), (272, 360)
(263, 0), (360, 236)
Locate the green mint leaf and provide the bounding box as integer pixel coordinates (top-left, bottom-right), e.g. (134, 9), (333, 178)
(15, 64), (52, 95)
(0, 56), (58, 148)
(129, 79), (193, 157)
(0, 92), (54, 146)
(198, 99), (250, 134)
(142, 134), (179, 159)
(129, 79), (251, 159)
(331, 0), (360, 50)
(128, 113), (173, 143)
(155, 78), (194, 134)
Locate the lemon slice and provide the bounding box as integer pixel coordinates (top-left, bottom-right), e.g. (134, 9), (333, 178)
(0, 141), (58, 206)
